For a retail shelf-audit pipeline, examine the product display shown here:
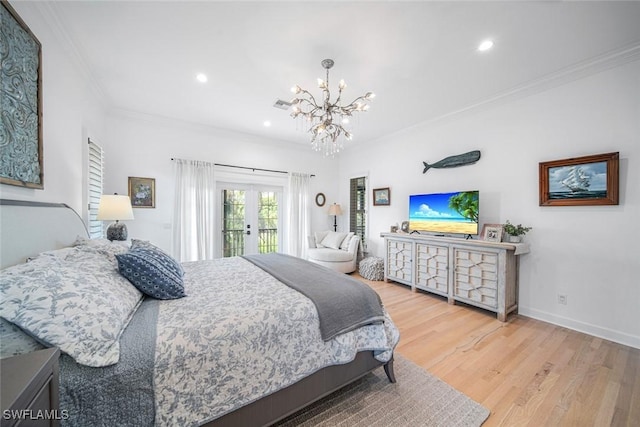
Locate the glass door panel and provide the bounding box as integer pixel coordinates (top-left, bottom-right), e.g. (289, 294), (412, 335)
(258, 191), (278, 254)
(221, 186), (282, 257)
(222, 189), (246, 257)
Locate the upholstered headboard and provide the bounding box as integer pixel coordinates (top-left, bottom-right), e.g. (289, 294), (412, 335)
(0, 199), (89, 269)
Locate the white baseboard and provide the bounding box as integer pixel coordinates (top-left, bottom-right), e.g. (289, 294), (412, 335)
(518, 307), (640, 350)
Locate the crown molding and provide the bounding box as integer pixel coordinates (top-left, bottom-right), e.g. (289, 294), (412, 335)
(30, 1), (110, 107)
(352, 39), (640, 149)
(424, 41), (640, 129)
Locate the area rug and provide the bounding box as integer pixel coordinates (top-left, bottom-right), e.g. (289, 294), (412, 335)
(275, 354), (490, 427)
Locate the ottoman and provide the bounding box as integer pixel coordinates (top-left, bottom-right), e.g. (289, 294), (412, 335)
(359, 257), (384, 281)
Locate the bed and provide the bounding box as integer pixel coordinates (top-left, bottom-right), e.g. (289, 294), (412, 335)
(0, 199), (399, 427)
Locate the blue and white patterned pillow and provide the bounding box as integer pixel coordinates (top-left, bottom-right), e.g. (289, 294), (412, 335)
(0, 251), (142, 367)
(73, 236), (130, 266)
(116, 244), (185, 300)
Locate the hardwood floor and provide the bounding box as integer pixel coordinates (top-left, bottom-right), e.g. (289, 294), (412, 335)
(358, 275), (640, 427)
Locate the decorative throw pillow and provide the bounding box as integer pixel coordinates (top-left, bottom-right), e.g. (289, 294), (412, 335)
(340, 232), (355, 251)
(130, 240), (184, 277)
(320, 231), (348, 250)
(116, 244), (185, 300)
(0, 254), (142, 367)
(314, 231), (330, 248)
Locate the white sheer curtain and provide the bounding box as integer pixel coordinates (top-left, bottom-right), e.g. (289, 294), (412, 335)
(286, 172), (311, 259)
(172, 159), (216, 262)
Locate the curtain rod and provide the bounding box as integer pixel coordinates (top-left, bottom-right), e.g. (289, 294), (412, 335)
(170, 159), (315, 177)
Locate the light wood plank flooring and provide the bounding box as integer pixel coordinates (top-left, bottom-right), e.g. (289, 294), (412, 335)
(357, 275), (640, 426)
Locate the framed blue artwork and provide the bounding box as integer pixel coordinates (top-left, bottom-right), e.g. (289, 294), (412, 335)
(0, 0), (43, 189)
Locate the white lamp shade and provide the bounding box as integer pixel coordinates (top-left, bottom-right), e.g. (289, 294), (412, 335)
(328, 204), (343, 216)
(97, 195), (134, 221)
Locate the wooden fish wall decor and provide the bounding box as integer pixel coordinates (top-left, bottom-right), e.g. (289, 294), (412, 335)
(422, 150), (481, 173)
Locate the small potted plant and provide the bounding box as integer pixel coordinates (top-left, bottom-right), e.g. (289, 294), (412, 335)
(503, 220), (532, 243)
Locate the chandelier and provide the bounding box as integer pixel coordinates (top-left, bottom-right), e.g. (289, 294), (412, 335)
(290, 59), (375, 157)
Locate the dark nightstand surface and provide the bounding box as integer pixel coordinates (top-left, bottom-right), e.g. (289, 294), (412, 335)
(1, 348), (61, 427)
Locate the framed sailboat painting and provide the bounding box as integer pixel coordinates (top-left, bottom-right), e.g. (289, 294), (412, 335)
(539, 152), (619, 206)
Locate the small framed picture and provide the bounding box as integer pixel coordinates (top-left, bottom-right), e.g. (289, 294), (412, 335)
(481, 223), (503, 242)
(128, 176), (156, 208)
(373, 187), (390, 206)
(401, 221), (410, 233)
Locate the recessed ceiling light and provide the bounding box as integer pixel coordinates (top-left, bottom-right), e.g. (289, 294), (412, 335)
(196, 73), (208, 83)
(478, 40), (494, 52)
(263, 121), (271, 127)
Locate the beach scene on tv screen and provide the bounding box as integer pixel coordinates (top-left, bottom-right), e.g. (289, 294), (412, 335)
(409, 191), (479, 234)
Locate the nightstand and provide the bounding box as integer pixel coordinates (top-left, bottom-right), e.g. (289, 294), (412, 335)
(1, 348), (61, 427)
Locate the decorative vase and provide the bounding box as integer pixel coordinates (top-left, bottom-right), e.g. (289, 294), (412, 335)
(507, 234), (522, 243)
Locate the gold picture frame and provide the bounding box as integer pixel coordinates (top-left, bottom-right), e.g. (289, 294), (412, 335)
(128, 177), (156, 208)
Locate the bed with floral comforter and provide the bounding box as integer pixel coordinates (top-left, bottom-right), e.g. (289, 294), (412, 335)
(0, 237), (399, 427)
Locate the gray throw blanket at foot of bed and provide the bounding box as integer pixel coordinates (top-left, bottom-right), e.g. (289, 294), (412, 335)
(242, 253), (385, 341)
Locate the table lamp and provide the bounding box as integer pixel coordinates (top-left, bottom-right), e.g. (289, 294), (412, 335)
(97, 194), (134, 241)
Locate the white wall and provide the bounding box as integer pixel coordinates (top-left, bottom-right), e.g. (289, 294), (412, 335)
(4, 2), (637, 350)
(338, 60), (640, 348)
(102, 111), (340, 254)
(0, 3), (107, 217)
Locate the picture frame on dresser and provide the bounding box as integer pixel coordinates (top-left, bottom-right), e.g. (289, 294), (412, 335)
(481, 224), (503, 242)
(539, 152), (619, 206)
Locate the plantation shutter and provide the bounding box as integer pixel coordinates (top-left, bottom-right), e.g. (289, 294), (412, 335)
(87, 139), (104, 238)
(349, 176), (367, 252)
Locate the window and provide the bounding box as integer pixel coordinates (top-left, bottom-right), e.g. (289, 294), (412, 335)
(350, 176), (367, 252)
(87, 139), (104, 238)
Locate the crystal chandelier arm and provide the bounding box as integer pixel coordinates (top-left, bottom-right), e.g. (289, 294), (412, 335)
(344, 94), (371, 109)
(334, 87), (344, 106)
(294, 88), (321, 108)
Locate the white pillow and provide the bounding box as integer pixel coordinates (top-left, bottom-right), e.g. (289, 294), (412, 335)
(314, 231), (330, 248)
(0, 251), (142, 367)
(321, 231), (348, 250)
(340, 232), (355, 251)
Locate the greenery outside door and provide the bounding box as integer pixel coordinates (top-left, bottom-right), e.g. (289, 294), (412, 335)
(221, 185), (281, 257)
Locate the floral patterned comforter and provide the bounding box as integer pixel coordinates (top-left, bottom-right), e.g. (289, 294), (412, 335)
(153, 257), (400, 426)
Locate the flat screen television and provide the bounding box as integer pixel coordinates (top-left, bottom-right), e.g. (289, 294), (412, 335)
(409, 190), (479, 235)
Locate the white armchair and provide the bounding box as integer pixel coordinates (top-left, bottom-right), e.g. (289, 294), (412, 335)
(307, 231), (360, 274)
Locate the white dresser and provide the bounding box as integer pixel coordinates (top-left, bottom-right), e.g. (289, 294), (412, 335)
(382, 233), (530, 321)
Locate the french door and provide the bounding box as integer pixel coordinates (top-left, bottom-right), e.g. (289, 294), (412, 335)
(221, 184), (282, 257)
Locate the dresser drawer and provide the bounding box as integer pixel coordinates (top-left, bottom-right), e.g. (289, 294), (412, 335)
(415, 243), (448, 295)
(452, 248), (498, 309)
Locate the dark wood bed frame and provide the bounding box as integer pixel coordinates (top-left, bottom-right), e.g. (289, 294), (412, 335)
(208, 353), (395, 426)
(0, 199), (396, 427)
